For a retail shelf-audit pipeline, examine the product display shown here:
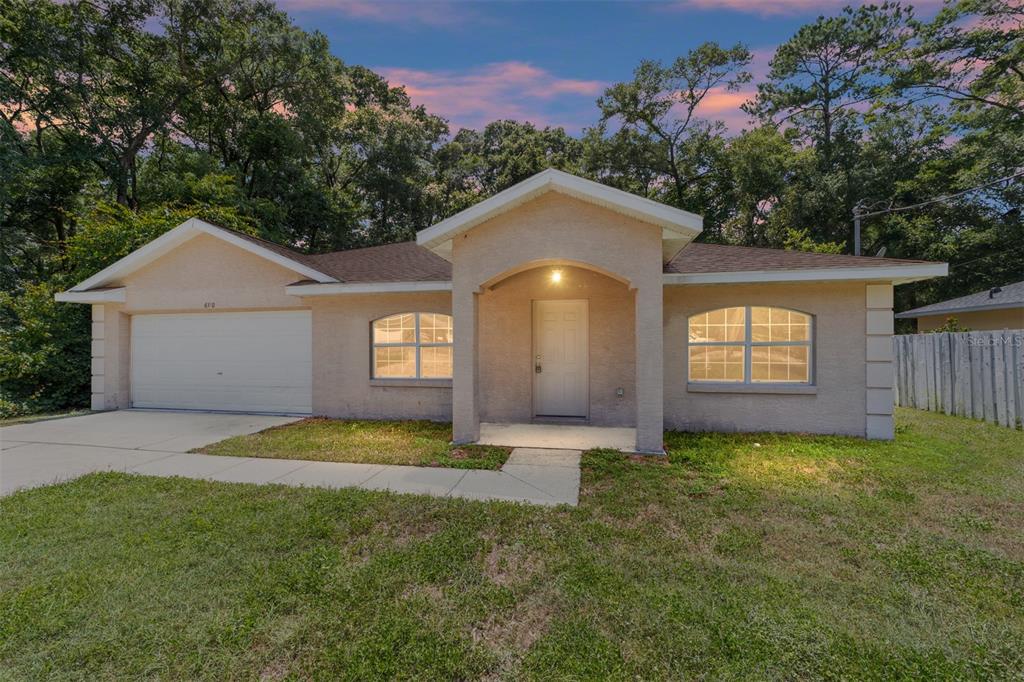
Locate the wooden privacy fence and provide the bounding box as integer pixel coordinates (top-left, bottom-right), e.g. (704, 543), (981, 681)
(893, 331), (1024, 429)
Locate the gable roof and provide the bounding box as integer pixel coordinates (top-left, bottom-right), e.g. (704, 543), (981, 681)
(664, 242), (947, 285)
(69, 218), (338, 292)
(415, 168), (704, 262)
(896, 280), (1024, 318)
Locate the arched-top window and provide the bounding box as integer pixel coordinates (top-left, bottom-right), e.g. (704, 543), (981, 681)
(688, 306), (813, 384)
(372, 313), (453, 379)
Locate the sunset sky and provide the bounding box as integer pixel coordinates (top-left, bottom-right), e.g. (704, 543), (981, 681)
(279, 0), (944, 134)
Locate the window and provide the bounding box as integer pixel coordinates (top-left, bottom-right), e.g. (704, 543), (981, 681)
(688, 306), (812, 384)
(372, 313), (452, 379)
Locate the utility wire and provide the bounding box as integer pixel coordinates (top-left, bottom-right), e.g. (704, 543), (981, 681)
(856, 170), (1024, 218)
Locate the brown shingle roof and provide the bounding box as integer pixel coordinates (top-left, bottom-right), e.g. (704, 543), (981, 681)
(219, 223), (937, 283)
(307, 241), (452, 282)
(664, 242), (935, 274)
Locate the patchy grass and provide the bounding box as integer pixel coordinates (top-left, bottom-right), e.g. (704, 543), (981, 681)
(0, 409), (89, 427)
(2, 408), (1023, 679)
(196, 418), (511, 470)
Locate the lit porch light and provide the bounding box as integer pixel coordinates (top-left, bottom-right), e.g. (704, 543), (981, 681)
(550, 269), (563, 284)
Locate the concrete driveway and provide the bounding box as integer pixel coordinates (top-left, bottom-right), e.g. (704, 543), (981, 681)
(0, 410), (298, 496)
(1, 410), (581, 506)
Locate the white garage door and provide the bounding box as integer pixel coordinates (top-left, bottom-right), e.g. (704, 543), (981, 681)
(131, 311), (312, 414)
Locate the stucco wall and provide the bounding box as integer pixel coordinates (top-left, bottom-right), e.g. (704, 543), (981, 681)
(307, 292), (453, 420)
(916, 308), (1024, 332)
(449, 191), (666, 449)
(478, 265), (636, 426)
(664, 282), (868, 437)
(116, 233), (304, 312)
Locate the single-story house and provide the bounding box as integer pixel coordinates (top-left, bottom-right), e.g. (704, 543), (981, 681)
(56, 169), (948, 451)
(896, 280), (1023, 331)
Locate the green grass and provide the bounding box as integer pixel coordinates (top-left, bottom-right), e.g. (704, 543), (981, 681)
(2, 408), (1023, 680)
(0, 409), (89, 426)
(196, 418), (511, 470)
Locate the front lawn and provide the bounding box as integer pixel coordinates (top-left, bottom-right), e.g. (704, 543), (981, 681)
(196, 418), (511, 470)
(2, 408), (1023, 679)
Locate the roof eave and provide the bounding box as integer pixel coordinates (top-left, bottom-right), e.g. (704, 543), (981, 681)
(54, 287), (127, 304)
(663, 262), (948, 285)
(286, 280), (452, 296)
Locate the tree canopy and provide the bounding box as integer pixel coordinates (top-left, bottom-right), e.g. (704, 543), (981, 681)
(1, 0), (1021, 414)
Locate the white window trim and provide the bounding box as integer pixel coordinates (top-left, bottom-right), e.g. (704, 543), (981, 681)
(687, 306), (815, 387)
(371, 312), (453, 380)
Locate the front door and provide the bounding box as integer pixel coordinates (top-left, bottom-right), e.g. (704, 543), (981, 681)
(533, 299), (589, 417)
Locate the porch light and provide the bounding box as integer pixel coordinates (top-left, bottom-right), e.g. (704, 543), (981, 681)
(550, 269), (563, 284)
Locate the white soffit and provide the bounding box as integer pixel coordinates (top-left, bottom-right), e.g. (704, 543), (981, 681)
(416, 168), (704, 261)
(68, 218), (337, 293)
(663, 262), (949, 286)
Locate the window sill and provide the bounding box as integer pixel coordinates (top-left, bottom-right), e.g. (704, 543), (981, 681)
(687, 383), (817, 395)
(370, 378), (452, 388)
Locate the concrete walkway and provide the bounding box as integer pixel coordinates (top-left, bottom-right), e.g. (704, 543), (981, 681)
(478, 422), (635, 451)
(1, 411), (580, 506)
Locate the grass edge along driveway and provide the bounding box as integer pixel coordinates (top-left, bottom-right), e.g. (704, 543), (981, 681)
(2, 408), (1023, 679)
(196, 417), (511, 470)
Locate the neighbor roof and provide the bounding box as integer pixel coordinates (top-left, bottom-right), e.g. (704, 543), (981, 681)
(896, 280), (1024, 319)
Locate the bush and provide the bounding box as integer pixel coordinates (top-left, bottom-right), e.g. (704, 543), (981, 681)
(0, 282), (91, 413)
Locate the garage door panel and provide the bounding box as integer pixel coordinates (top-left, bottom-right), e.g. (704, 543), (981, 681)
(131, 311), (312, 414)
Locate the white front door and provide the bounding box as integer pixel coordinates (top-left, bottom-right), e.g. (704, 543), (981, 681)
(131, 311), (312, 414)
(533, 300), (588, 417)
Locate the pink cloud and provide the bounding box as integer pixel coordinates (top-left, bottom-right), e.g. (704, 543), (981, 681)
(376, 61), (607, 132)
(668, 0), (946, 16)
(276, 0), (473, 27)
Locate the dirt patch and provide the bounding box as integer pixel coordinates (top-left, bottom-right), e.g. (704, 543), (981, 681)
(471, 594), (555, 655)
(482, 542), (544, 587)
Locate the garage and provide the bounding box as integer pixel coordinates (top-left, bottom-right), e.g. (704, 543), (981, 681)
(130, 311), (312, 414)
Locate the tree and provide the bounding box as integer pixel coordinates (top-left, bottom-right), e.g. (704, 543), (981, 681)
(595, 42), (752, 210)
(432, 120), (582, 219)
(0, 0), (196, 207)
(892, 0), (1023, 125)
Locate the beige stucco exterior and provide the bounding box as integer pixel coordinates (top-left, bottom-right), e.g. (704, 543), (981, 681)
(448, 192), (665, 451)
(80, 189), (909, 445)
(664, 282), (874, 437)
(478, 265), (636, 426)
(915, 308), (1024, 332)
(306, 293), (452, 420)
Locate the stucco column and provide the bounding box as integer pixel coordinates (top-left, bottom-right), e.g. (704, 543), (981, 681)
(865, 283), (895, 439)
(634, 281), (665, 453)
(452, 283), (480, 444)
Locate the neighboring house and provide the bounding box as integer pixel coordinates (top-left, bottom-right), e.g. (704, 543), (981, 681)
(56, 169), (948, 451)
(896, 281), (1024, 332)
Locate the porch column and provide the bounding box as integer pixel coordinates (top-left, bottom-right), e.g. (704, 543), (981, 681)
(634, 281), (664, 453)
(452, 284), (480, 444)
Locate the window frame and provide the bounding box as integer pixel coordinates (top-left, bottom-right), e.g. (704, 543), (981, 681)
(687, 306), (815, 386)
(371, 312), (453, 380)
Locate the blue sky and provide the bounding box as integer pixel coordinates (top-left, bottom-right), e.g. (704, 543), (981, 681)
(279, 0), (941, 134)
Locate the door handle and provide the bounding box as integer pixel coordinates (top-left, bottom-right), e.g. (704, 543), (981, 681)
(535, 355), (542, 374)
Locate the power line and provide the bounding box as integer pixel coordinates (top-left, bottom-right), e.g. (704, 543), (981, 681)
(853, 169), (1024, 254)
(856, 170), (1024, 219)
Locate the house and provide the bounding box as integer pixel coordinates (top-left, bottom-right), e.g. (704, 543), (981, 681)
(896, 281), (1024, 332)
(56, 169), (948, 451)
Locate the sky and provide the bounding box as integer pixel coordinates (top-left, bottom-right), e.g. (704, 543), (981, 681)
(279, 0), (944, 135)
